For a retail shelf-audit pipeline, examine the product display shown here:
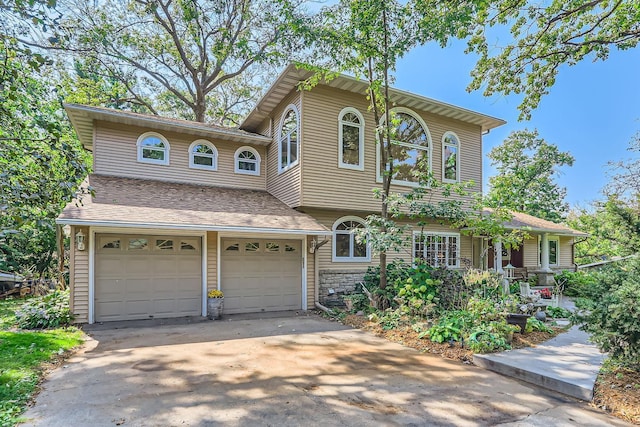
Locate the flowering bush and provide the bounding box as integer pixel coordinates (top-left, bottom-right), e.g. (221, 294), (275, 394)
(539, 288), (552, 299)
(207, 289), (224, 298)
(15, 290), (74, 329)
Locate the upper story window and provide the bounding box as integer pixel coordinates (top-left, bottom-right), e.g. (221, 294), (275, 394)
(332, 216), (370, 262)
(378, 108), (431, 186)
(137, 132), (170, 165)
(189, 140), (217, 171)
(338, 107), (364, 170)
(413, 232), (460, 268)
(442, 131), (460, 182)
(278, 105), (299, 172)
(234, 146), (261, 176)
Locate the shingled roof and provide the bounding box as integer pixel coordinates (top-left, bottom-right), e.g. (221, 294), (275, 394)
(57, 175), (328, 235)
(485, 209), (588, 237)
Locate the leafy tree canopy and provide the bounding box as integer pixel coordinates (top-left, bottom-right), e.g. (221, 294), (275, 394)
(467, 0), (640, 119)
(486, 129), (574, 223)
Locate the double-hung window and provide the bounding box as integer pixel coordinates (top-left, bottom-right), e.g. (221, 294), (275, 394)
(413, 232), (460, 268)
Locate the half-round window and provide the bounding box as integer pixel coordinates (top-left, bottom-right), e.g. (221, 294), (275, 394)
(332, 216), (370, 262)
(338, 108), (364, 170)
(137, 132), (170, 165)
(278, 105), (299, 172)
(378, 108), (431, 185)
(442, 131), (460, 182)
(189, 140), (217, 170)
(234, 146), (261, 175)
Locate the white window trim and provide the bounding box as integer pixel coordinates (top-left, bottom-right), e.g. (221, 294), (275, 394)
(539, 235), (560, 266)
(331, 216), (371, 262)
(188, 139), (218, 171)
(412, 231), (460, 268)
(338, 107), (365, 171)
(234, 146), (261, 176)
(376, 107), (433, 187)
(442, 131), (460, 183)
(278, 104), (300, 173)
(137, 132), (170, 165)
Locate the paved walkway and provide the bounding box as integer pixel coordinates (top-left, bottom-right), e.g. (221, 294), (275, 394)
(474, 297), (606, 400)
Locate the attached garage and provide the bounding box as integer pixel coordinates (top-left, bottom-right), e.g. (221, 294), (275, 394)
(221, 238), (303, 314)
(95, 234), (202, 322)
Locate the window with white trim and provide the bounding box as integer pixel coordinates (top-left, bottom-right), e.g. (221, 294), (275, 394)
(338, 107), (364, 170)
(378, 108), (431, 186)
(234, 146), (261, 175)
(442, 131), (460, 182)
(332, 217), (370, 262)
(189, 140), (217, 170)
(539, 237), (559, 266)
(278, 106), (299, 172)
(137, 132), (170, 165)
(413, 232), (460, 268)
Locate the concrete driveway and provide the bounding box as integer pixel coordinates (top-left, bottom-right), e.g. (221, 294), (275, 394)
(23, 313), (627, 427)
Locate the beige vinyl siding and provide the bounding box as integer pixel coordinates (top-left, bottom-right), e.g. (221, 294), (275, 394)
(207, 231), (217, 293)
(523, 237), (539, 268)
(305, 208), (472, 271)
(265, 91), (302, 207)
(93, 121), (267, 190)
(522, 235), (575, 270)
(559, 236), (574, 268)
(256, 117), (271, 138)
(300, 85), (482, 211)
(70, 226), (89, 323)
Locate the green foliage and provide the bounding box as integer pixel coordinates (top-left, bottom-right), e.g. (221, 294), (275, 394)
(430, 267), (467, 311)
(485, 129), (574, 223)
(573, 258), (640, 367)
(372, 308), (407, 331)
(555, 270), (597, 297)
(426, 310), (474, 343)
(342, 293), (369, 312)
(15, 290), (74, 329)
(468, 321), (517, 353)
(361, 261), (412, 305)
(545, 306), (572, 319)
(526, 317), (553, 333)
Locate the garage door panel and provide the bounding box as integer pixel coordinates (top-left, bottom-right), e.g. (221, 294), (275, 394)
(221, 238), (302, 314)
(95, 234), (202, 322)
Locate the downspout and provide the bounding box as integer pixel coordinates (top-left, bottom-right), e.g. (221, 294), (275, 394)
(571, 236), (589, 271)
(313, 237), (331, 313)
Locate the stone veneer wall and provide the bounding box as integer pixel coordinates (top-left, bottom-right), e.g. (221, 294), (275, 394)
(319, 269), (367, 306)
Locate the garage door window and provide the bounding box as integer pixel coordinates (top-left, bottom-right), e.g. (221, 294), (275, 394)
(129, 238), (148, 250)
(100, 238), (121, 250)
(155, 239), (174, 251)
(225, 243), (239, 252)
(180, 239), (199, 252)
(266, 242), (280, 252)
(245, 242), (260, 252)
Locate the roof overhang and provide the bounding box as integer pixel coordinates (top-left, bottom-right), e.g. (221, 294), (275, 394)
(240, 64), (506, 133)
(64, 104), (271, 151)
(501, 225), (589, 237)
(56, 218), (329, 236)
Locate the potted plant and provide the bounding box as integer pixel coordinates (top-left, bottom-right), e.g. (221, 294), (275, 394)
(207, 289), (224, 320)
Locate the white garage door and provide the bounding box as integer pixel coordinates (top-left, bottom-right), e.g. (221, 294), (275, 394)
(95, 234), (202, 322)
(221, 238), (302, 314)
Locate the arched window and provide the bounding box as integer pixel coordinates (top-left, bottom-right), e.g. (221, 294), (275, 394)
(137, 132), (170, 165)
(377, 108), (431, 186)
(442, 132), (460, 182)
(332, 217), (370, 262)
(234, 146), (261, 175)
(278, 105), (299, 172)
(189, 140), (217, 170)
(338, 107), (364, 170)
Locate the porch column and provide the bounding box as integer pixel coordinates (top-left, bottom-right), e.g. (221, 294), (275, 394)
(540, 232), (552, 272)
(494, 239), (503, 273)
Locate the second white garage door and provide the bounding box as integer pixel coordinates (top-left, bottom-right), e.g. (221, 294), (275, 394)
(221, 238), (303, 314)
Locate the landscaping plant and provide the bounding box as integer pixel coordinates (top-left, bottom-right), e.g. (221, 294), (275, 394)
(15, 290), (74, 329)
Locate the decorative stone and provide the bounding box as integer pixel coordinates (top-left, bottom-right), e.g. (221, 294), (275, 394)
(535, 311), (547, 322)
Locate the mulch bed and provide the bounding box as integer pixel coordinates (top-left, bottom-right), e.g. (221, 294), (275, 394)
(593, 366), (640, 425)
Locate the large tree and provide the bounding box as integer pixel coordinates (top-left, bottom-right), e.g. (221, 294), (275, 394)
(467, 0), (640, 119)
(33, 0), (308, 124)
(486, 129), (574, 223)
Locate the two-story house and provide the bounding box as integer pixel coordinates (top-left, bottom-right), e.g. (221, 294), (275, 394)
(58, 64), (586, 323)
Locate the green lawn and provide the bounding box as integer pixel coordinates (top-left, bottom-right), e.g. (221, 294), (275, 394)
(0, 298), (83, 427)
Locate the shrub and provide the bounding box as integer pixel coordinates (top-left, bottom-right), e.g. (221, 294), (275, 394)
(526, 317), (553, 333)
(342, 293), (369, 312)
(431, 267), (467, 311)
(546, 306), (571, 319)
(468, 322), (516, 353)
(426, 310), (474, 343)
(360, 261), (412, 307)
(573, 258), (640, 367)
(555, 270), (597, 297)
(15, 290), (74, 329)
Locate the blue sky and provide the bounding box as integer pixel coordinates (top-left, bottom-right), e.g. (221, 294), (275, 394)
(393, 40), (640, 208)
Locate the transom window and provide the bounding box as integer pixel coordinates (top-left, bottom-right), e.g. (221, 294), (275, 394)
(338, 108), (364, 170)
(378, 109), (431, 186)
(234, 146), (261, 175)
(137, 132), (170, 165)
(189, 140), (217, 170)
(278, 106), (299, 172)
(442, 132), (460, 182)
(413, 232), (460, 268)
(332, 217), (370, 262)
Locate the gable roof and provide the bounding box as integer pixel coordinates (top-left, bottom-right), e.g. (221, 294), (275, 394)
(57, 175), (329, 235)
(487, 209), (588, 237)
(64, 104), (271, 151)
(240, 64), (506, 133)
